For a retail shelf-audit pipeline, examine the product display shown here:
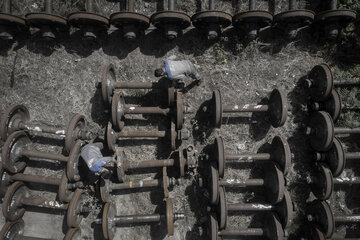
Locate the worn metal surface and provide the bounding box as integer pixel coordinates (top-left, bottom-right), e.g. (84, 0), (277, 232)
(0, 0), (358, 239)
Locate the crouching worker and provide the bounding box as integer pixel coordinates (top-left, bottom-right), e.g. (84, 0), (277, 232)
(155, 59), (201, 86)
(81, 143), (117, 178)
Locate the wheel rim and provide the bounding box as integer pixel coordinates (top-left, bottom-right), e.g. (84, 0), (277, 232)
(268, 89), (287, 128)
(270, 136), (291, 175)
(65, 114), (86, 153)
(264, 162), (285, 204)
(0, 105), (29, 140)
(101, 63), (116, 105)
(2, 131), (30, 173)
(214, 136), (225, 178)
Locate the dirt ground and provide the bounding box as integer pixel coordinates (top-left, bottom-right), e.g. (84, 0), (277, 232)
(0, 0), (360, 239)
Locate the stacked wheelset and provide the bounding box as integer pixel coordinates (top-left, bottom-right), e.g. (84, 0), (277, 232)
(0, 0), (357, 43)
(305, 64), (360, 239)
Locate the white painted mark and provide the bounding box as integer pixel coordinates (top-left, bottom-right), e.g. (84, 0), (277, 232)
(252, 204), (272, 209)
(56, 130), (66, 135)
(28, 126), (42, 132)
(46, 201), (64, 208)
(225, 179), (245, 185)
(236, 143), (246, 150)
(242, 104), (250, 109)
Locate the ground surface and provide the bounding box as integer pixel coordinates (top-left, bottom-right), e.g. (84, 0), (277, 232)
(0, 0), (359, 239)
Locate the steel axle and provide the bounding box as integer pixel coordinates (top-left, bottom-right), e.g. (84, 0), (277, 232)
(0, 219), (81, 240)
(315, 0), (357, 41)
(310, 89), (342, 123)
(273, 0), (315, 39)
(67, 0), (109, 41)
(110, 0), (150, 40)
(0, 163), (83, 202)
(2, 181), (89, 228)
(150, 0), (191, 40)
(310, 88), (359, 123)
(105, 146), (188, 183)
(191, 0), (232, 39)
(306, 64), (360, 102)
(101, 64), (175, 105)
(106, 119), (179, 151)
(308, 225), (359, 240)
(25, 0), (68, 40)
(0, 105), (95, 152)
(211, 135), (291, 177)
(313, 137), (360, 177)
(208, 89), (287, 128)
(307, 200), (360, 238)
(100, 176), (180, 202)
(212, 186), (293, 230)
(111, 91), (185, 130)
(232, 0), (273, 40)
(207, 213), (284, 240)
(2, 131), (84, 182)
(310, 163), (360, 200)
(306, 111), (360, 152)
(0, 0), (28, 40)
(101, 198), (184, 239)
(205, 163), (285, 205)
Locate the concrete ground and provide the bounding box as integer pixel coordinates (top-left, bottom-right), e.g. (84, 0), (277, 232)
(0, 0), (359, 239)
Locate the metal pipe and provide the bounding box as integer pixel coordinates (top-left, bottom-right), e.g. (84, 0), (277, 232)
(20, 122), (65, 136)
(44, 0), (52, 13)
(22, 237), (52, 240)
(127, 159), (175, 169)
(21, 149), (68, 162)
(168, 0), (175, 11)
(225, 153), (271, 161)
(219, 179), (264, 187)
(86, 0), (94, 12)
(342, 106), (360, 111)
(236, 0), (241, 13)
(119, 0), (126, 11)
(113, 82), (161, 89)
(209, 0), (215, 10)
(227, 203), (273, 211)
(249, 0), (256, 11)
(223, 104), (269, 113)
(128, 0), (135, 12)
(111, 179), (160, 190)
(334, 80), (360, 86)
(116, 130), (166, 138)
(114, 214), (162, 224)
(21, 237), (52, 240)
(345, 152), (360, 160)
(21, 196), (68, 210)
(67, 181), (84, 189)
(330, 0), (337, 10)
(334, 214), (360, 222)
(124, 106), (171, 116)
(289, 0), (296, 10)
(11, 173), (61, 185)
(220, 228), (264, 236)
(333, 177), (360, 185)
(334, 128), (360, 135)
(2, 0), (11, 13)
